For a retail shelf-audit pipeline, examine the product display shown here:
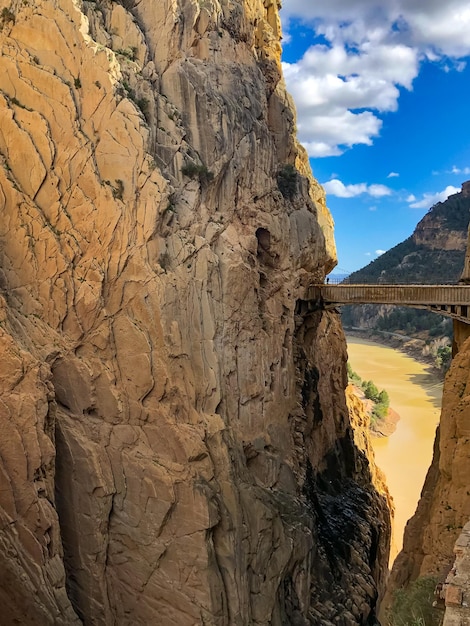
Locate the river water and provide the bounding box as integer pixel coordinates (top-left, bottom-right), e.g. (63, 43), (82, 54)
(346, 336), (443, 562)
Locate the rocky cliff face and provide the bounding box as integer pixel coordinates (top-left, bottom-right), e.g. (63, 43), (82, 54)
(0, 0), (390, 623)
(442, 521), (470, 624)
(412, 192), (468, 251)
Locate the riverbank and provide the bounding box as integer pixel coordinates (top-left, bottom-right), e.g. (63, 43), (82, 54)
(349, 382), (400, 437)
(373, 407), (400, 438)
(344, 326), (448, 380)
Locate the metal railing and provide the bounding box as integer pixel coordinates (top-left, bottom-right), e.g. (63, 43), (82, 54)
(306, 283), (470, 323)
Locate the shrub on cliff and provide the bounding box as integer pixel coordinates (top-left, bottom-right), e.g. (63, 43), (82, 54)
(347, 363), (361, 384)
(388, 576), (442, 626)
(277, 164), (298, 199)
(181, 162), (214, 185)
(435, 345), (452, 372)
(362, 380), (380, 402)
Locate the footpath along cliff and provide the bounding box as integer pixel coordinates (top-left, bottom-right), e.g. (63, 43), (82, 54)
(0, 0), (391, 624)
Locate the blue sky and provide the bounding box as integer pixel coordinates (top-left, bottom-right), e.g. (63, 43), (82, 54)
(280, 0), (470, 274)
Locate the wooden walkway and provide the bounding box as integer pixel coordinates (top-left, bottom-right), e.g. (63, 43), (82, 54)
(306, 284), (470, 324)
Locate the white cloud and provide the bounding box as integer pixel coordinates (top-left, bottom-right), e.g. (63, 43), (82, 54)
(323, 178), (392, 198)
(406, 194), (417, 202)
(282, 42), (416, 156)
(404, 5), (470, 57)
(368, 184), (392, 197)
(280, 0), (470, 156)
(375, 249), (386, 255)
(282, 0), (470, 57)
(387, 172), (399, 178)
(450, 165), (470, 175)
(323, 179), (366, 197)
(291, 107), (382, 157)
(408, 185), (461, 209)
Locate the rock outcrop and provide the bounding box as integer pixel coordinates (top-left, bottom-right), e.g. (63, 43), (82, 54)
(412, 189), (469, 252)
(0, 0), (390, 623)
(442, 521), (470, 624)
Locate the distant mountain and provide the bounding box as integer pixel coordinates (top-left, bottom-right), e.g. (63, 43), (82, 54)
(346, 187), (470, 285)
(341, 183), (470, 339)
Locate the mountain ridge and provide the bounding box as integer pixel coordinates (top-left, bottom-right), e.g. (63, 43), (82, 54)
(345, 185), (470, 286)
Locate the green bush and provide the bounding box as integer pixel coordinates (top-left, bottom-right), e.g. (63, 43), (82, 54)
(388, 577), (442, 626)
(136, 97), (149, 119)
(435, 345), (452, 372)
(181, 162), (213, 185)
(363, 380), (380, 402)
(378, 389), (389, 405)
(372, 402), (388, 420)
(348, 368), (390, 425)
(277, 164), (298, 199)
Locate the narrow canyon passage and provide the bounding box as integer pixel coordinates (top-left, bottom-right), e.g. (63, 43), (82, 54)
(346, 336), (443, 562)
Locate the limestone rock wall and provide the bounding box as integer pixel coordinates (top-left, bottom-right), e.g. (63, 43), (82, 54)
(0, 0), (389, 623)
(413, 213), (467, 251)
(442, 521), (470, 625)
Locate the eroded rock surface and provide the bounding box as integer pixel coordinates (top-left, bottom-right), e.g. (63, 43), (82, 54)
(0, 0), (390, 623)
(442, 521), (470, 625)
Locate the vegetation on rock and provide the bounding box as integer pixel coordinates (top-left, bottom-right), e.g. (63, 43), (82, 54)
(388, 576), (442, 626)
(347, 363), (391, 427)
(181, 161), (214, 185)
(277, 164), (298, 199)
(1, 7), (15, 27)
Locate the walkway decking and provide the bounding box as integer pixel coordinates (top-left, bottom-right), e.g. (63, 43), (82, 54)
(306, 284), (470, 323)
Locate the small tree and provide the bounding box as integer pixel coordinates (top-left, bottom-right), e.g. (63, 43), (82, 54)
(277, 164), (298, 199)
(435, 345), (452, 372)
(377, 389), (389, 406)
(347, 363), (361, 384)
(363, 380), (380, 402)
(181, 162), (213, 185)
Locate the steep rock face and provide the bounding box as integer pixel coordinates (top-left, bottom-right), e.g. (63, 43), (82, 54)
(412, 206), (467, 251)
(442, 521), (470, 624)
(346, 386), (393, 503)
(0, 0), (389, 623)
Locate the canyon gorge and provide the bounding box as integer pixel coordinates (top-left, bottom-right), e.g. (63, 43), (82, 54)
(0, 0), (468, 624)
